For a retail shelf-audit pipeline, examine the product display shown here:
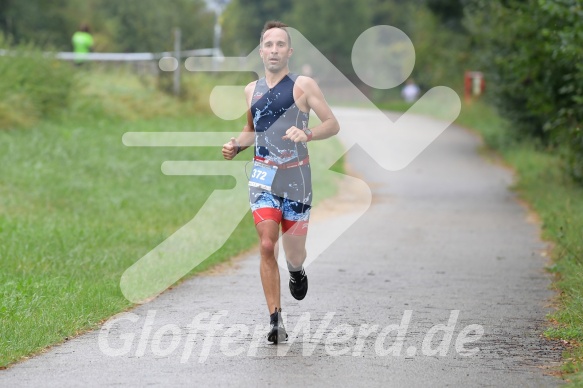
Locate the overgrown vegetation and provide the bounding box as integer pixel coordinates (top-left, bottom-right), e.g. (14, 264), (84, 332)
(0, 0), (214, 52)
(0, 35), (224, 130)
(465, 0), (583, 183)
(0, 36), (77, 128)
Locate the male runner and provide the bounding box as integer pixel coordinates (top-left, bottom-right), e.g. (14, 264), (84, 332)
(222, 21), (339, 343)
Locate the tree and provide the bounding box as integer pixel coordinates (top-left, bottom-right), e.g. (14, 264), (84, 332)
(286, 0), (371, 81)
(0, 0), (75, 49)
(465, 0), (583, 181)
(220, 0), (294, 56)
(0, 0), (214, 52)
(426, 0), (466, 32)
(100, 0), (214, 52)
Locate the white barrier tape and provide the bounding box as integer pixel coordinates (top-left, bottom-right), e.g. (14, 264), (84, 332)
(0, 48), (222, 62)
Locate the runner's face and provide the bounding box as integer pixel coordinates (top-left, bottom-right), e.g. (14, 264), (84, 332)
(260, 28), (292, 73)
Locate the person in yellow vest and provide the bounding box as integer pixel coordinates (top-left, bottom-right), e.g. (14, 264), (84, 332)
(72, 23), (94, 65)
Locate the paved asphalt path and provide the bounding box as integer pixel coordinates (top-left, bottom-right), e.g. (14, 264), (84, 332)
(1, 108), (563, 387)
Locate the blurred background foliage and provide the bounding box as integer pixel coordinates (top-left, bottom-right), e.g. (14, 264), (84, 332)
(0, 0), (215, 52)
(0, 0), (581, 182)
(463, 0), (583, 182)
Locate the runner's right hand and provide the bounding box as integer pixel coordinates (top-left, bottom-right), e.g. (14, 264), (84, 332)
(222, 137), (238, 160)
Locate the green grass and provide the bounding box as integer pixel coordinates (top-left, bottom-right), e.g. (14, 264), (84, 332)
(0, 115), (236, 366)
(0, 70), (344, 367)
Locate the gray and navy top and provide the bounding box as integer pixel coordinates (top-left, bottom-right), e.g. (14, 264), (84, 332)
(251, 73), (310, 165)
(248, 73), (312, 206)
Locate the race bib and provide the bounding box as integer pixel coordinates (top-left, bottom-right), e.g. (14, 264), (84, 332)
(249, 161), (278, 191)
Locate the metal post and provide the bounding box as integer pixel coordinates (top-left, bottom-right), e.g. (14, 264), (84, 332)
(212, 12), (221, 72)
(173, 28), (181, 96)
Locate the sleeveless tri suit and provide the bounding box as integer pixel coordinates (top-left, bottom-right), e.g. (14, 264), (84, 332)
(248, 73), (312, 235)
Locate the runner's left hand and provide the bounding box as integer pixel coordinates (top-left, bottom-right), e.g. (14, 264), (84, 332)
(282, 126), (308, 143)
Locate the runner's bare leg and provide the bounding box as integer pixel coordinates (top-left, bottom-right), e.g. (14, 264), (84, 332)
(256, 220), (281, 313)
(282, 233), (307, 270)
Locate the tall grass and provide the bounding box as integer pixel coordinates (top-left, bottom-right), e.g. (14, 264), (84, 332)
(0, 36), (77, 128)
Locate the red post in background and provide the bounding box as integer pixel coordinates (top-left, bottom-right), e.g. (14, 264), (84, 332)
(464, 71), (485, 103)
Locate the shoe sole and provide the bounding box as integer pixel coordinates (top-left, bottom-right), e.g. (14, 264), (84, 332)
(289, 278), (308, 300)
(267, 330), (288, 344)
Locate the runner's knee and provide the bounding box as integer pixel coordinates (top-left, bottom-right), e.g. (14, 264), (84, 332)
(260, 237), (277, 256)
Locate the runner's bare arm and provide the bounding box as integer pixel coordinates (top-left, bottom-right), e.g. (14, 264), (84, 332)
(222, 82), (257, 160)
(283, 76), (339, 143)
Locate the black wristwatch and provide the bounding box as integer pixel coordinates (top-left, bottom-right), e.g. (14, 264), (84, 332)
(302, 128), (313, 142)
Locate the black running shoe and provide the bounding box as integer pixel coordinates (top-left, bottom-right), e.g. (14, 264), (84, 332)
(289, 268), (308, 300)
(267, 308), (288, 344)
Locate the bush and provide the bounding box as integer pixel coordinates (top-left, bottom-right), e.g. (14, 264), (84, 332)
(0, 36), (78, 129)
(464, 0), (583, 183)
(537, 1), (583, 182)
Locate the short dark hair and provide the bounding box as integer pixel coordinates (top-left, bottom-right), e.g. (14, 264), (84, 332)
(260, 20), (291, 47)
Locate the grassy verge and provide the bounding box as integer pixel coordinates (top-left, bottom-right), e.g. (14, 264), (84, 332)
(380, 98), (583, 385)
(0, 68), (343, 367)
